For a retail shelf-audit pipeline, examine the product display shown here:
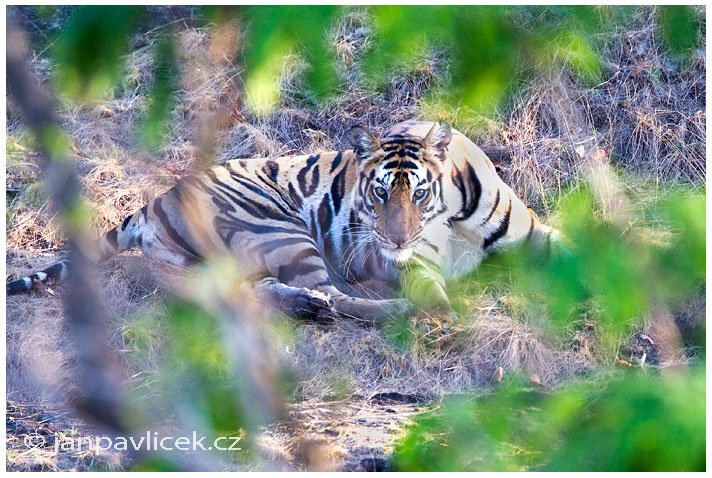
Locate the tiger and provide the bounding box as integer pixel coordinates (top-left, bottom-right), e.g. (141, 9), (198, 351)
(6, 121), (559, 327)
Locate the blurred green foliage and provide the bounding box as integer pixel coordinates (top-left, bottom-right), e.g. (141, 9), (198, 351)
(235, 6), (341, 113)
(393, 364), (705, 471)
(137, 38), (179, 149)
(658, 5), (702, 58)
(121, 281), (301, 470)
(455, 183), (704, 345)
(52, 6), (144, 100)
(387, 179), (705, 360)
(123, 300), (252, 460)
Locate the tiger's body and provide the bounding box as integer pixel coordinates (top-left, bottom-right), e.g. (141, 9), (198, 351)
(7, 121), (557, 324)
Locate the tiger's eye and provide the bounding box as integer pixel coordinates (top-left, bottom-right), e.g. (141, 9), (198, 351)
(413, 189), (427, 199)
(374, 187), (388, 199)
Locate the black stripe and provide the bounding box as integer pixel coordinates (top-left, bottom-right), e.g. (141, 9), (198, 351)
(317, 194), (333, 237)
(215, 214), (313, 244)
(153, 197), (202, 260)
(384, 160), (419, 170)
(382, 149), (420, 161)
(290, 247), (322, 262)
(340, 223), (350, 265)
(331, 167), (347, 216)
(288, 183), (303, 210)
(421, 240), (440, 254)
(309, 209), (318, 241)
(480, 189), (500, 225)
(249, 236), (316, 256)
(323, 233), (336, 268)
(121, 214), (133, 231)
(393, 171), (410, 184)
(483, 199), (512, 249)
(381, 139), (421, 149)
(181, 175), (210, 193)
(450, 162), (482, 223)
(381, 147), (420, 160)
(28, 273), (43, 282)
(255, 171), (308, 224)
(7, 279), (31, 295)
(213, 170), (281, 212)
(297, 155), (320, 197)
(526, 214), (535, 241)
(228, 174), (294, 217)
(277, 249), (324, 283)
(208, 171), (303, 227)
(106, 228), (119, 249)
(44, 261), (68, 281)
(262, 160), (279, 182)
(278, 263), (324, 283)
(214, 182), (298, 225)
(330, 152), (343, 173)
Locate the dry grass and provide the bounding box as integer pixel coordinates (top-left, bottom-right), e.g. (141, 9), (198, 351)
(293, 303), (594, 401)
(5, 6), (705, 470)
(494, 8), (705, 211)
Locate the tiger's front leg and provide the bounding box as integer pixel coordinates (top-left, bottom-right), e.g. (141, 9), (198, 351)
(399, 256), (456, 333)
(254, 277), (337, 324)
(254, 237), (413, 325)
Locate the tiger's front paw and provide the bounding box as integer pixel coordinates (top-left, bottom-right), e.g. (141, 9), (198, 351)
(291, 289), (337, 324)
(414, 310), (457, 337)
(435, 313), (455, 334)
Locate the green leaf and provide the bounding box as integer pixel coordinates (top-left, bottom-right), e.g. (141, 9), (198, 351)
(53, 6), (144, 100)
(658, 6), (701, 58)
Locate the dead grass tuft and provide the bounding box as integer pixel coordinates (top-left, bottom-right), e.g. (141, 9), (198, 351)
(294, 299), (593, 401)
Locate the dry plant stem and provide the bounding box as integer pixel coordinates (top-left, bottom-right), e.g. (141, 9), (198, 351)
(7, 16), (137, 460)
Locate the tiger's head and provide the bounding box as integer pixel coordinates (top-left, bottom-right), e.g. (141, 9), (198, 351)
(348, 121), (452, 263)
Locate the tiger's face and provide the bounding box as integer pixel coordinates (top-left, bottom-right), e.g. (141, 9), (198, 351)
(349, 121), (452, 263)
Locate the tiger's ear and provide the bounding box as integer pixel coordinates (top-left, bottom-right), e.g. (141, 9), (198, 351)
(423, 120), (452, 160)
(348, 125), (381, 161)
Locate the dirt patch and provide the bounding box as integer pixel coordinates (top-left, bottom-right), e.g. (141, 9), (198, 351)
(259, 397), (424, 471)
(6, 400), (124, 471)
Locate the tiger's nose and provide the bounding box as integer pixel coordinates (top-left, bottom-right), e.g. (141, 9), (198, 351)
(389, 235), (408, 247)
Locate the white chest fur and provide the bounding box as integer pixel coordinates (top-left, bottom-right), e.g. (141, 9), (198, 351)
(441, 223), (486, 280)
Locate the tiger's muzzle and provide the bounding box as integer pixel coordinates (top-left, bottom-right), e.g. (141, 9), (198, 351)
(373, 227), (422, 263)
